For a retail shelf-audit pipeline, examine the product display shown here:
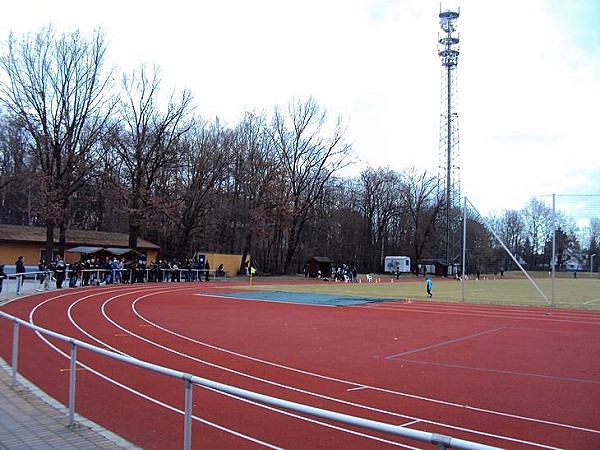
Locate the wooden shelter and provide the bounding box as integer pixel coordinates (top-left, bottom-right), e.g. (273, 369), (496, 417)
(305, 256), (333, 278)
(419, 259), (449, 277)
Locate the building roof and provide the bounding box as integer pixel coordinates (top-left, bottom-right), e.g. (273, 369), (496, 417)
(308, 256), (333, 263)
(420, 258), (448, 266)
(66, 246), (142, 256)
(0, 224), (160, 250)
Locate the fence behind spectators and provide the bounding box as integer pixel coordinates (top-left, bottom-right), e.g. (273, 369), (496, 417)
(0, 267), (228, 298)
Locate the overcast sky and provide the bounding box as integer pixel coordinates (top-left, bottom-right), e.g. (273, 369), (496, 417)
(1, 0), (599, 218)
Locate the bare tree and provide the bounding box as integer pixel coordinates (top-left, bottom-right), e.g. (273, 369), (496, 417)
(521, 198), (553, 268)
(300, 177), (365, 271)
(490, 209), (526, 270)
(270, 97), (352, 274)
(589, 218), (600, 272)
(0, 27), (113, 258)
(110, 65), (193, 250)
(399, 167), (443, 269)
(359, 167), (403, 271)
(222, 112), (286, 274)
(0, 112), (34, 224)
(464, 217), (498, 273)
(170, 120), (232, 259)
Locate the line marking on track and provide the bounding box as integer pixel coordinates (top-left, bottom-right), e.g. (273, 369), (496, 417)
(385, 327), (505, 359)
(59, 368), (87, 372)
(583, 298), (600, 305)
(45, 285), (600, 447)
(360, 302), (600, 324)
(346, 386), (369, 392)
(33, 287), (284, 449)
(125, 292), (600, 439)
(195, 293), (338, 307)
(401, 420), (422, 427)
(393, 358), (600, 385)
(208, 386), (415, 448)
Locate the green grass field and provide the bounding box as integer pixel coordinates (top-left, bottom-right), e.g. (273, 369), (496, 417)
(247, 273), (600, 310)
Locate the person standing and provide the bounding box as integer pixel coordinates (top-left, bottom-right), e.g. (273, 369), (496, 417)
(0, 264), (6, 294)
(425, 276), (433, 298)
(111, 257), (120, 284)
(15, 256), (26, 295)
(82, 259), (91, 286)
(55, 257), (66, 289)
(37, 259), (45, 285)
(37, 259), (47, 292)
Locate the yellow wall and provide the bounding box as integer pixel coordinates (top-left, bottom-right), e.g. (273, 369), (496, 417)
(146, 249), (159, 264)
(0, 243), (44, 267)
(203, 253), (246, 277)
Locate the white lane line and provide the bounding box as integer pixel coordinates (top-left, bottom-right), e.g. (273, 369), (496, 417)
(347, 386), (369, 392)
(29, 287), (282, 449)
(123, 292), (597, 445)
(60, 286), (412, 447)
(132, 295), (600, 435)
(385, 328), (505, 359)
(35, 285), (598, 449)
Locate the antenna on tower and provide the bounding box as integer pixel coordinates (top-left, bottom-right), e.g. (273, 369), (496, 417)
(437, 3), (461, 272)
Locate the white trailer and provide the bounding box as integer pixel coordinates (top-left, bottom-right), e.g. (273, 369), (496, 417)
(384, 256), (411, 274)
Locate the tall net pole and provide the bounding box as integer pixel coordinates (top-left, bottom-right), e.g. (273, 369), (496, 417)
(552, 194), (556, 306)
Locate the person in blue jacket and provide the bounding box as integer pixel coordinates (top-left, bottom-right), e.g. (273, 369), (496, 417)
(425, 276), (433, 298)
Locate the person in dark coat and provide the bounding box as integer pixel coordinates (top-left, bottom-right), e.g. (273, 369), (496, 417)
(54, 257), (66, 289)
(15, 256), (26, 295)
(0, 264), (6, 294)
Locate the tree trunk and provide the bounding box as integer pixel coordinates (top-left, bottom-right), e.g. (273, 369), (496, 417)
(283, 228), (300, 275)
(59, 222), (67, 259)
(45, 219), (55, 263)
(129, 211), (141, 250)
(239, 227), (252, 276)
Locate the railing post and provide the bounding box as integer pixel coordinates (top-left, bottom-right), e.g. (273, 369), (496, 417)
(11, 320), (19, 385)
(183, 376), (193, 450)
(433, 433), (452, 449)
(68, 341), (77, 428)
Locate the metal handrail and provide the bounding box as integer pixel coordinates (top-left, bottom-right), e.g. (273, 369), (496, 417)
(0, 310), (499, 450)
(1, 268), (218, 291)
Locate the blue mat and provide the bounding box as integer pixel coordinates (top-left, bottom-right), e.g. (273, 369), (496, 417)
(213, 291), (395, 306)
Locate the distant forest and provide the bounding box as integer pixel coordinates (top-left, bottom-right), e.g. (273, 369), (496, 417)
(1, 28), (598, 275)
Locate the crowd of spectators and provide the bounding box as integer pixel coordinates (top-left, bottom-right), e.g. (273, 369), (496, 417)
(30, 256), (216, 290)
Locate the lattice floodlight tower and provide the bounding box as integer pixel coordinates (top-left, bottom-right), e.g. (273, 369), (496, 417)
(438, 6), (461, 270)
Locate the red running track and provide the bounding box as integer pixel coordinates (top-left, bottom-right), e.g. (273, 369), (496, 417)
(1, 282), (599, 449)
